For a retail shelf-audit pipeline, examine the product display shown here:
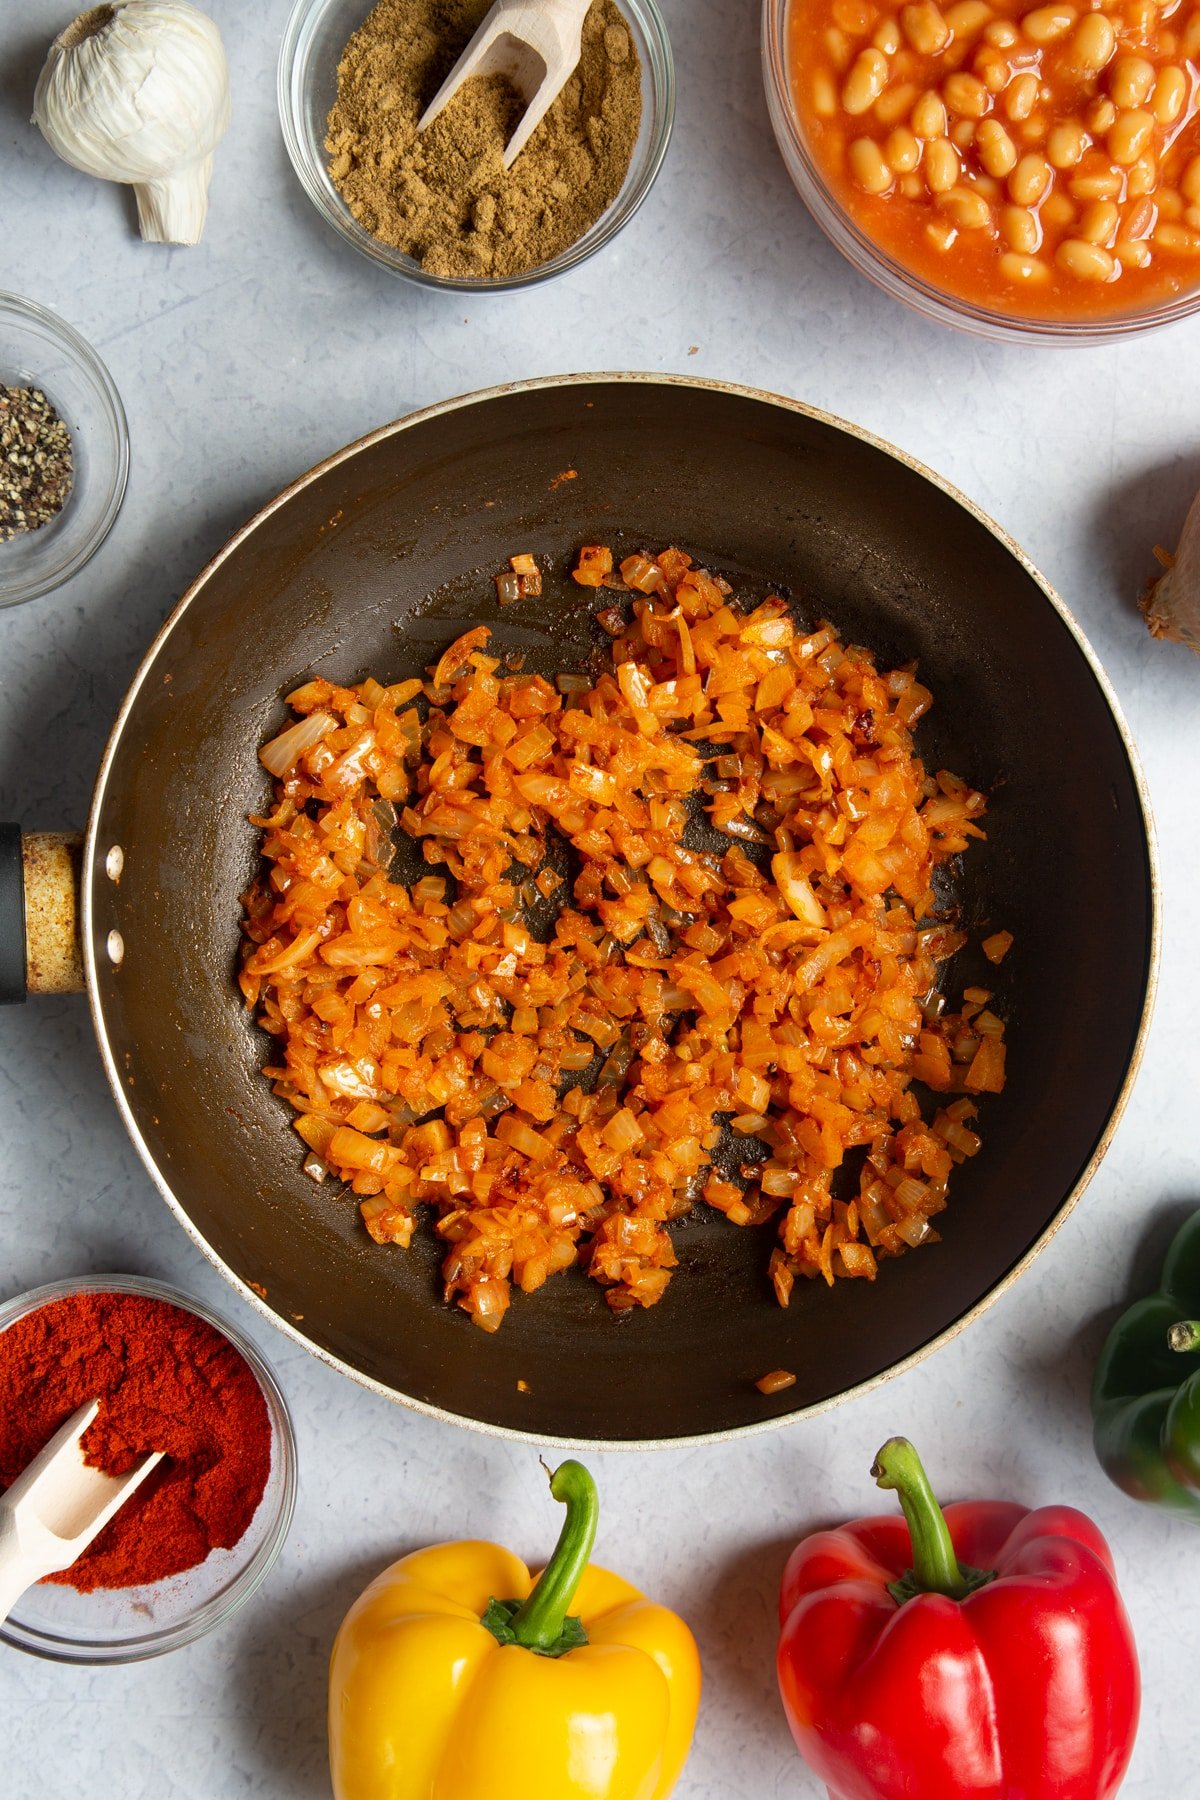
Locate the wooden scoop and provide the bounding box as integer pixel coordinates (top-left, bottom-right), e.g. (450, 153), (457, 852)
(418, 0), (593, 169)
(0, 1401), (164, 1622)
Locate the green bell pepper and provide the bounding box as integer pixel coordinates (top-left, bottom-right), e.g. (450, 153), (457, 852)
(1092, 1209), (1200, 1521)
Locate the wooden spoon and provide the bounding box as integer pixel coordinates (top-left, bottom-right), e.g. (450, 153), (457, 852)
(0, 1400), (164, 1621)
(418, 0), (593, 170)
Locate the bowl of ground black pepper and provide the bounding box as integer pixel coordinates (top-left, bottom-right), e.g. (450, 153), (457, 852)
(279, 0), (674, 288)
(0, 1274), (296, 1662)
(0, 294), (129, 609)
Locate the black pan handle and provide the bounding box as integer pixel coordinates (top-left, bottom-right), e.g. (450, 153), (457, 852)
(0, 827), (84, 1004)
(0, 824), (25, 1005)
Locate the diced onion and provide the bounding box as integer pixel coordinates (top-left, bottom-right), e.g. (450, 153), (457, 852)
(241, 540), (1004, 1332)
(260, 711), (335, 777)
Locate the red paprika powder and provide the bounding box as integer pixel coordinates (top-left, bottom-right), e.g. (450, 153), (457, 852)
(0, 1290), (272, 1591)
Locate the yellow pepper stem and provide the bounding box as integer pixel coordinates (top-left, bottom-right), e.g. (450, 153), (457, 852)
(482, 1460), (599, 1657)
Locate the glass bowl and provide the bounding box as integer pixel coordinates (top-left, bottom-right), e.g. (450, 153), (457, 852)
(0, 1274), (297, 1664)
(761, 0), (1200, 345)
(0, 294), (129, 607)
(279, 0), (675, 291)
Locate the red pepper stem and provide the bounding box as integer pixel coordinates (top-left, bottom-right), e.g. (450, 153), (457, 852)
(1169, 1321), (1200, 1353)
(507, 1460), (598, 1652)
(872, 1437), (973, 1601)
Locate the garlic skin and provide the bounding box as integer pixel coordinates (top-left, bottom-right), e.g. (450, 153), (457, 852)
(1142, 486), (1200, 657)
(33, 1), (230, 246)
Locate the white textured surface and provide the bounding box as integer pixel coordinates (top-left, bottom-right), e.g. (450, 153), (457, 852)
(2, 1), (1200, 1795)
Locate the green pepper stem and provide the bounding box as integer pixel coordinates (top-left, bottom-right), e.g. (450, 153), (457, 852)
(1169, 1321), (1200, 1353)
(507, 1460), (598, 1652)
(872, 1437), (974, 1600)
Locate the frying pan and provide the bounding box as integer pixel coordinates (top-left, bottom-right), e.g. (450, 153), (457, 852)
(0, 376), (1157, 1446)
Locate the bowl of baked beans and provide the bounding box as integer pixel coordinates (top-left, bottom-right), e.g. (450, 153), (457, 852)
(763, 0), (1200, 339)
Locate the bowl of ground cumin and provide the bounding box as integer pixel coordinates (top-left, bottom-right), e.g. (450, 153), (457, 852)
(279, 0), (674, 287)
(0, 294), (129, 609)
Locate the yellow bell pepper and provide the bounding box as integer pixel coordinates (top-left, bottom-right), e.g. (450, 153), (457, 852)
(329, 1459), (701, 1800)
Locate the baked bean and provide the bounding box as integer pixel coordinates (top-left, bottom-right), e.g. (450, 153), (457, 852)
(938, 184), (992, 226)
(1069, 165), (1123, 200)
(901, 171), (924, 196)
(843, 48), (891, 114)
(1151, 66), (1187, 126)
(944, 71), (990, 115)
(1121, 197), (1156, 240)
(1086, 97), (1117, 134)
(1185, 12), (1200, 60)
(977, 118), (1018, 175)
(951, 118), (977, 147)
(1107, 108), (1155, 167)
(1022, 5), (1076, 44)
(1042, 190), (1077, 227)
(1046, 121), (1088, 169)
(973, 47), (1011, 90)
(943, 0), (993, 33)
(825, 27), (853, 69)
(1116, 238), (1151, 267)
(1067, 11), (1115, 72)
(1009, 152), (1052, 204)
(983, 19), (1018, 44)
(876, 82), (921, 124)
(874, 17), (903, 54)
(1109, 55), (1156, 109)
(1155, 221), (1200, 252)
(886, 125), (923, 170)
(925, 219), (960, 250)
(1079, 199), (1119, 243)
(1126, 152), (1157, 199)
(1183, 156), (1200, 206)
(1157, 188), (1185, 221)
(1056, 237), (1116, 279)
(1187, 205), (1200, 231)
(901, 1), (951, 54)
(911, 89), (948, 136)
(813, 70), (839, 117)
(974, 172), (1001, 197)
(849, 136), (895, 192)
(999, 250), (1050, 279)
(925, 135), (961, 188)
(1000, 202), (1040, 249)
(1004, 73), (1041, 120)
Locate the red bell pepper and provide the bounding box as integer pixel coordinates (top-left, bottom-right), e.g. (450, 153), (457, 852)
(777, 1437), (1140, 1800)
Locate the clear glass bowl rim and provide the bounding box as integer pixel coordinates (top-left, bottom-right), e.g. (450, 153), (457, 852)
(0, 291), (130, 606)
(277, 0), (676, 292)
(760, 0), (1200, 346)
(0, 1272), (298, 1664)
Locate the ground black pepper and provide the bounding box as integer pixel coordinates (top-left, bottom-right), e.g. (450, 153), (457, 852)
(0, 385), (74, 543)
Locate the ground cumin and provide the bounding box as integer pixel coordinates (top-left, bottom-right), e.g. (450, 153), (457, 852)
(325, 0), (643, 279)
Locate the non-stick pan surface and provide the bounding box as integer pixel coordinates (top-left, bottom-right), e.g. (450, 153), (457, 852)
(83, 376), (1155, 1445)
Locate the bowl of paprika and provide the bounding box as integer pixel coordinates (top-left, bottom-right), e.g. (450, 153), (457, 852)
(0, 1274), (297, 1663)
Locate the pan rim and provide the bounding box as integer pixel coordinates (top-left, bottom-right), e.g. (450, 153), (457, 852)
(81, 371), (1161, 1450)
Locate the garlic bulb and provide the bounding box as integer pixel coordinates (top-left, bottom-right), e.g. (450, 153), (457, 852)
(1141, 485), (1200, 657)
(33, 2), (230, 246)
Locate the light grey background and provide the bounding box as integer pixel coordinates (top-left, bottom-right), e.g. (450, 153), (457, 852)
(2, 1), (1199, 1794)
